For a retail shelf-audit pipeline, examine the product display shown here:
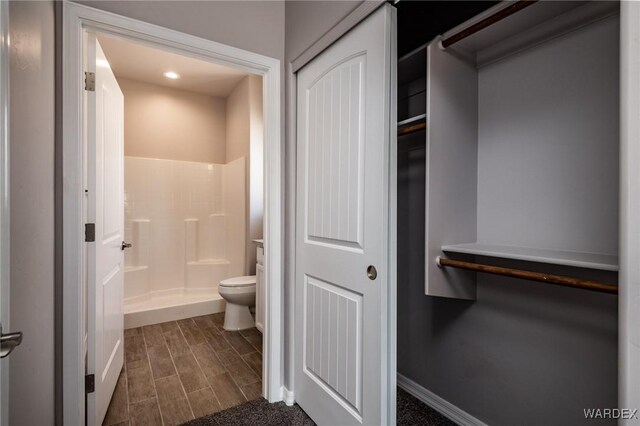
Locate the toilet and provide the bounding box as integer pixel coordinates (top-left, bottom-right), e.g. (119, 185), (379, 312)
(218, 275), (256, 331)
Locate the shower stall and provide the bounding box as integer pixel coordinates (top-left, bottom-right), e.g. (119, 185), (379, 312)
(123, 156), (246, 328)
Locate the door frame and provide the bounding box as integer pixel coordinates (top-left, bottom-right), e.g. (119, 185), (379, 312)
(620, 0), (640, 416)
(61, 2), (283, 424)
(0, 1), (9, 424)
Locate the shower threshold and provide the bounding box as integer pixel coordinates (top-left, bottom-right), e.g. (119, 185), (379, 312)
(124, 290), (225, 329)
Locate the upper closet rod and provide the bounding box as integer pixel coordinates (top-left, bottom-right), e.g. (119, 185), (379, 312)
(440, 0), (538, 48)
(436, 256), (618, 294)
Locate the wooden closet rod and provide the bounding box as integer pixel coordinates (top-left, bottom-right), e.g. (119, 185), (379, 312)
(398, 121), (426, 136)
(436, 256), (618, 294)
(441, 0), (538, 49)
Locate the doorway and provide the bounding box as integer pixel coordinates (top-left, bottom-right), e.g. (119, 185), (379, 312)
(61, 3), (282, 425)
(95, 32), (265, 425)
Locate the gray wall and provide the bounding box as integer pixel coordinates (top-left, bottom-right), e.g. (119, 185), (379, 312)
(9, 1), (56, 424)
(398, 140), (618, 425)
(285, 0), (362, 63)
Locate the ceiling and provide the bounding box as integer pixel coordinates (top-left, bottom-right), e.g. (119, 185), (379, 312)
(97, 35), (250, 97)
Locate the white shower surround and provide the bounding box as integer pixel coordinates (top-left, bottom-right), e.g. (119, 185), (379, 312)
(123, 156), (246, 327)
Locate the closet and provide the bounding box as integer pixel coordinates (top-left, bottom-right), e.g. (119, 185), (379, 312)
(396, 1), (621, 424)
(400, 0), (620, 299)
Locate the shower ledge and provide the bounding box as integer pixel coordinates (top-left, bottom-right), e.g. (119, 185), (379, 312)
(125, 265), (148, 273)
(187, 259), (230, 265)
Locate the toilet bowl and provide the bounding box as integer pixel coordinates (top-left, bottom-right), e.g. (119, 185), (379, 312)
(218, 275), (256, 331)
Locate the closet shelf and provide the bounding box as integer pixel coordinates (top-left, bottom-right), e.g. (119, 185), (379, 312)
(398, 114), (426, 126)
(441, 243), (618, 271)
(440, 0), (537, 49)
(398, 114), (426, 136)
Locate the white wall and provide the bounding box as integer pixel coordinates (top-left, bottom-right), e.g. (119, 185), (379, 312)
(119, 78), (227, 163)
(226, 77), (250, 163)
(226, 75), (263, 274)
(9, 1), (55, 424)
(248, 75), (264, 274)
(224, 157), (247, 278)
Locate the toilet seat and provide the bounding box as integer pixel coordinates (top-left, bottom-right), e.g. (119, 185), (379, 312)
(220, 275), (256, 288)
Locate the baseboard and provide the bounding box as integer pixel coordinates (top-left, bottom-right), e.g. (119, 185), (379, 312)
(397, 374), (488, 426)
(282, 387), (295, 406)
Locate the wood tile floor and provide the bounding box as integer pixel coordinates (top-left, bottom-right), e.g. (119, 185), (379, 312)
(103, 313), (263, 426)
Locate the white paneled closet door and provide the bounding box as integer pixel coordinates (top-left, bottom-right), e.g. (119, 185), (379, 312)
(295, 4), (396, 425)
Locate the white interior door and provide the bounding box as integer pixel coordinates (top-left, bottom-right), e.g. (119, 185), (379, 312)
(295, 5), (396, 425)
(86, 33), (125, 426)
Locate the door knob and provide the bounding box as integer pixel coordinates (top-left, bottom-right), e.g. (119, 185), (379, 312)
(367, 265), (377, 280)
(0, 330), (22, 358)
(121, 241), (132, 251)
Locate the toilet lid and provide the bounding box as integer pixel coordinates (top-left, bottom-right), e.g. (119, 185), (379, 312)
(220, 275), (256, 288)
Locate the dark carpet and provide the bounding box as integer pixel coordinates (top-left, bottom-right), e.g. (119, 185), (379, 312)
(182, 388), (457, 426)
(397, 388), (456, 426)
(181, 398), (315, 426)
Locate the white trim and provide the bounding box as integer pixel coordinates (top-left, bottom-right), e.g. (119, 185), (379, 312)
(291, 0), (385, 72)
(619, 1), (640, 418)
(397, 374), (488, 426)
(62, 2), (283, 424)
(282, 386), (295, 406)
(0, 2), (9, 425)
(261, 46), (283, 402)
(285, 61), (297, 400)
(387, 5), (397, 424)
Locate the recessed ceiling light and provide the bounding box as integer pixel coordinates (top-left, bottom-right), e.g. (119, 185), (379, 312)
(164, 71), (180, 79)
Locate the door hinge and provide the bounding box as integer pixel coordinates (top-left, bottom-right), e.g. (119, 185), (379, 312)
(85, 374), (95, 394)
(85, 223), (95, 242)
(84, 72), (95, 92)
